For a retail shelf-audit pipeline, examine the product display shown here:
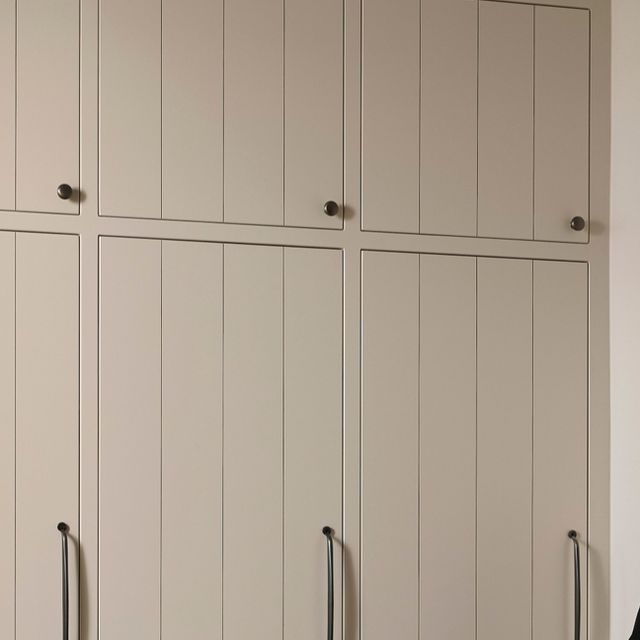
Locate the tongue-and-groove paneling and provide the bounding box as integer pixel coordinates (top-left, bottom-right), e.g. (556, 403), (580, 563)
(99, 0), (343, 227)
(0, 0), (79, 214)
(0, 232), (79, 640)
(99, 237), (343, 640)
(361, 251), (588, 640)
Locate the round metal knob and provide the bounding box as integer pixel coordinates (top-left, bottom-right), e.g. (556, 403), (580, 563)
(57, 184), (73, 200)
(323, 200), (339, 217)
(570, 216), (586, 231)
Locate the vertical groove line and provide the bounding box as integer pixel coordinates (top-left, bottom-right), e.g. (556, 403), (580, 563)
(14, 0), (17, 208)
(417, 0), (421, 235)
(13, 232), (17, 640)
(160, 0), (163, 220)
(222, 0), (225, 222)
(281, 247), (285, 640)
(530, 261), (535, 640)
(474, 257), (478, 640)
(221, 243), (225, 640)
(532, 8), (536, 240)
(282, 0), (285, 226)
(159, 241), (163, 640)
(476, 0), (480, 238)
(417, 255), (421, 640)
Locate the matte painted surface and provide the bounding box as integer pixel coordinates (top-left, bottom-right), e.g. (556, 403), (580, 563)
(420, 255), (476, 638)
(284, 0), (343, 229)
(362, 0), (420, 232)
(534, 7), (590, 242)
(478, 2), (534, 239)
(533, 261), (588, 640)
(421, 0), (477, 236)
(162, 241), (223, 639)
(224, 0), (283, 225)
(362, 251), (419, 639)
(100, 0), (161, 218)
(0, 233), (14, 640)
(0, 1), (15, 210)
(100, 238), (162, 639)
(162, 0), (223, 221)
(15, 233), (79, 640)
(284, 248), (343, 640)
(16, 0), (79, 214)
(477, 258), (532, 639)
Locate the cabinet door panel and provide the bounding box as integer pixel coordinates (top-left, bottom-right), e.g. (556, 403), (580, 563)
(533, 261), (588, 640)
(362, 0), (420, 233)
(478, 2), (534, 240)
(534, 7), (590, 242)
(15, 233), (79, 640)
(421, 0), (477, 236)
(361, 252), (419, 639)
(0, 1), (15, 210)
(477, 258), (532, 639)
(16, 0), (79, 213)
(99, 239), (343, 639)
(99, 238), (162, 640)
(100, 0), (161, 219)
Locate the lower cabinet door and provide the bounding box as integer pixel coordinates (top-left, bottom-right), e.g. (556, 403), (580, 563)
(98, 238), (343, 640)
(0, 232), (79, 640)
(361, 251), (587, 640)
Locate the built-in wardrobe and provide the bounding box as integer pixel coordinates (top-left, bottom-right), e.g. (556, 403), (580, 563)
(0, 0), (610, 639)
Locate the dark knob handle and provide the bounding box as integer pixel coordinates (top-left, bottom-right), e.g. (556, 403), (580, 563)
(570, 216), (586, 231)
(324, 201), (339, 217)
(57, 184), (73, 200)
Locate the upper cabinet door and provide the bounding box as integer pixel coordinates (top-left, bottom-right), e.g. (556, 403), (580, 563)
(362, 0), (590, 243)
(99, 0), (343, 228)
(0, 0), (79, 214)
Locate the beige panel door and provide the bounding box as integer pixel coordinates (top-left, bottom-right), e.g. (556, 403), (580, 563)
(534, 7), (590, 242)
(0, 233), (80, 640)
(100, 0), (342, 227)
(478, 2), (534, 240)
(533, 261), (588, 640)
(99, 238), (343, 640)
(16, 0), (79, 213)
(0, 1), (15, 210)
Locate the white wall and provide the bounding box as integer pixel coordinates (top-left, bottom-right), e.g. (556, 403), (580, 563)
(611, 0), (640, 637)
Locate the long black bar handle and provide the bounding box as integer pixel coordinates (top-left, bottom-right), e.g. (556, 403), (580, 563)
(568, 530), (581, 640)
(57, 522), (69, 640)
(322, 526), (334, 640)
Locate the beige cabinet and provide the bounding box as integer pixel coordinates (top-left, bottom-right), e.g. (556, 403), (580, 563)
(361, 251), (588, 639)
(0, 0), (79, 214)
(98, 0), (343, 227)
(362, 0), (590, 242)
(0, 232), (79, 640)
(98, 237), (343, 640)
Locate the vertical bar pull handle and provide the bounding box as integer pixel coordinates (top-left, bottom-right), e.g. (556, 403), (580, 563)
(568, 530), (581, 640)
(322, 526), (334, 640)
(57, 522), (70, 640)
